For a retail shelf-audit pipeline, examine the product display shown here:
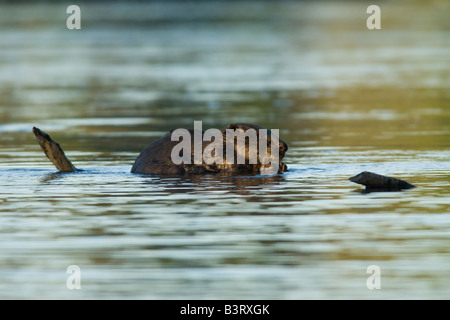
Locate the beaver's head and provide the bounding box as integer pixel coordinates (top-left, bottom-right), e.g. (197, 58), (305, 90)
(221, 123), (288, 175)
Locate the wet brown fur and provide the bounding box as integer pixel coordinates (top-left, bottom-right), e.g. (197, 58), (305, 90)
(131, 123), (288, 175)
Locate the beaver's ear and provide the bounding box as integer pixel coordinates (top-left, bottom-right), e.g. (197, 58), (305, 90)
(225, 123), (240, 130)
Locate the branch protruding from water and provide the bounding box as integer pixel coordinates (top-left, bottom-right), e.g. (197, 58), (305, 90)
(349, 171), (415, 191)
(33, 127), (78, 172)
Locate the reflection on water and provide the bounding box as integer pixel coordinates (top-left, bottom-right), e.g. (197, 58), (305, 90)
(0, 1), (449, 299)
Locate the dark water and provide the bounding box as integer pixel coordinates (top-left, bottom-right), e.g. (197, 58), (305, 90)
(0, 1), (449, 299)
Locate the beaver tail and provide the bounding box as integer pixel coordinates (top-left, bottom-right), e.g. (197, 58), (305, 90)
(33, 127), (78, 172)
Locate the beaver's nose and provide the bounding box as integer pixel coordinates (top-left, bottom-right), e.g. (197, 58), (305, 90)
(279, 141), (288, 154)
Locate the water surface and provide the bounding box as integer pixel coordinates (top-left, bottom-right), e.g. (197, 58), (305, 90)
(0, 1), (449, 299)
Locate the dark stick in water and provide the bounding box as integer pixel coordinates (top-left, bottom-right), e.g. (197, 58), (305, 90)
(33, 127), (78, 172)
(349, 171), (415, 191)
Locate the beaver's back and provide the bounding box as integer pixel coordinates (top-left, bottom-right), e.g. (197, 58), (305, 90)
(130, 124), (288, 175)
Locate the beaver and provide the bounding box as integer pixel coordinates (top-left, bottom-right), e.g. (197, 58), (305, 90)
(33, 123), (288, 175)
